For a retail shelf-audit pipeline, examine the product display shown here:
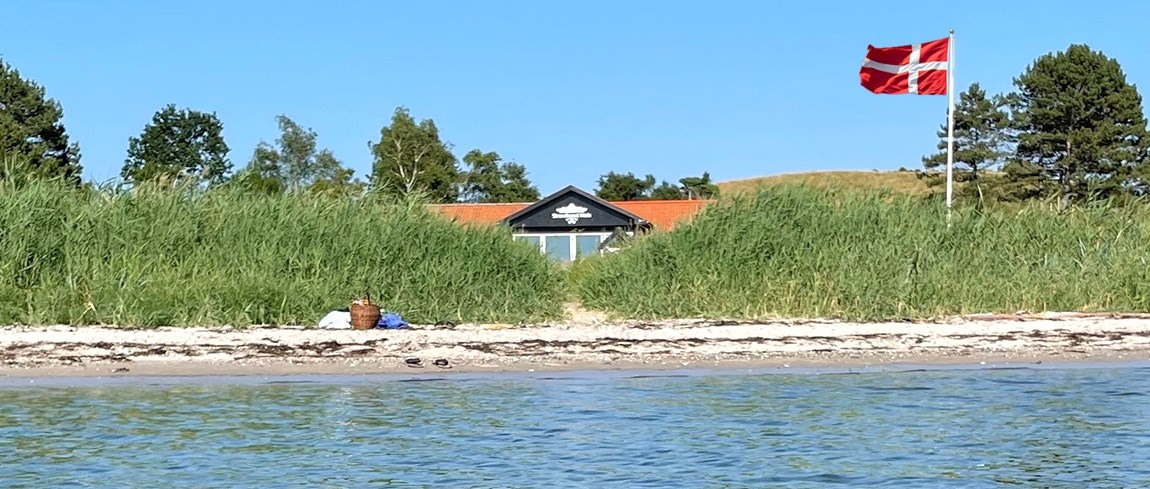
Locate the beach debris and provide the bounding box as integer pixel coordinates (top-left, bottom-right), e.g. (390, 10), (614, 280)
(318, 310), (352, 330)
(375, 312), (410, 330)
(350, 296), (382, 330)
(318, 297), (408, 330)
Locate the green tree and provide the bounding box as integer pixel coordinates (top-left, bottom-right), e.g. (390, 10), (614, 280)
(228, 143), (284, 194)
(596, 171), (695, 200)
(122, 104), (231, 185)
(369, 107), (459, 203)
(308, 166), (368, 197)
(459, 149), (540, 203)
(650, 181), (684, 200)
(242, 114), (349, 193)
(679, 172), (719, 199)
(1008, 44), (1150, 208)
(226, 166), (283, 195)
(595, 171), (656, 201)
(0, 57), (82, 184)
(994, 159), (1055, 203)
(919, 83), (1013, 204)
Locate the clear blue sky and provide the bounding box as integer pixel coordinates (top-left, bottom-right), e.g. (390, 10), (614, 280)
(3, 0), (1147, 194)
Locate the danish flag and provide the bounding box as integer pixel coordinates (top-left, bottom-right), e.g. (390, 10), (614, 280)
(860, 37), (949, 95)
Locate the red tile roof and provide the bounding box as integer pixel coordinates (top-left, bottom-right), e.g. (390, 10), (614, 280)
(428, 203), (528, 226)
(614, 200), (709, 230)
(428, 199), (709, 231)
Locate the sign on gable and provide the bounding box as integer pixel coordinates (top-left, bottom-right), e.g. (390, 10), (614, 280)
(551, 203), (593, 224)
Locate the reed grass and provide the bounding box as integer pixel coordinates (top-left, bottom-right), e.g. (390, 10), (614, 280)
(0, 180), (565, 327)
(575, 185), (1150, 321)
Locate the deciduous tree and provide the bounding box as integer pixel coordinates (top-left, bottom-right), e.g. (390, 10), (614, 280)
(241, 115), (351, 193)
(459, 149), (540, 203)
(369, 107), (459, 202)
(650, 181), (684, 200)
(595, 172), (656, 201)
(122, 104), (231, 185)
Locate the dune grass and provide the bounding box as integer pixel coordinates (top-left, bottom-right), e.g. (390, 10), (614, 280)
(717, 170), (934, 197)
(6, 173), (1150, 327)
(0, 180), (565, 327)
(575, 185), (1150, 321)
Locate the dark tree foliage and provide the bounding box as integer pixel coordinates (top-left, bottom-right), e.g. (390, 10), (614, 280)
(679, 172), (719, 199)
(122, 104), (231, 185)
(919, 83), (1013, 203)
(595, 171), (657, 201)
(596, 171), (715, 200)
(0, 57), (82, 184)
(459, 149), (540, 203)
(1008, 44), (1150, 207)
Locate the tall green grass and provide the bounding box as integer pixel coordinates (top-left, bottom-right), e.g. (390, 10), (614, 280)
(0, 180), (565, 326)
(575, 185), (1150, 321)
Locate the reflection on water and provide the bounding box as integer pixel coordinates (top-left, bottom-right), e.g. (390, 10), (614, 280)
(1, 366), (1149, 487)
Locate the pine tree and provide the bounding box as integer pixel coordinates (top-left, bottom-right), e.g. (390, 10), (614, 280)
(1008, 44), (1150, 208)
(919, 83), (1012, 204)
(0, 57), (83, 184)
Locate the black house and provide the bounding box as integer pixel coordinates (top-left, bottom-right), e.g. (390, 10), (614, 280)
(500, 185), (652, 263)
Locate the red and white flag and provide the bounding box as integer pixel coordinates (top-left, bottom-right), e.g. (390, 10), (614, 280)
(860, 37), (949, 95)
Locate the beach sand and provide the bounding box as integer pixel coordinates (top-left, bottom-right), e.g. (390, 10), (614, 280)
(3, 313), (1150, 378)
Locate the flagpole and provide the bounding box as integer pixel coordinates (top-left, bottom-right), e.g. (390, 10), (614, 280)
(946, 29), (955, 226)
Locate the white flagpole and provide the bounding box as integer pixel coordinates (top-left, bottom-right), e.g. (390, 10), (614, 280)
(945, 29), (955, 226)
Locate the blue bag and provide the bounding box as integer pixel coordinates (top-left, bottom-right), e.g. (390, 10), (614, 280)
(375, 312), (410, 329)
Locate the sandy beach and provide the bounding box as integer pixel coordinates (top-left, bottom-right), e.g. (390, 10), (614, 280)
(3, 312), (1150, 377)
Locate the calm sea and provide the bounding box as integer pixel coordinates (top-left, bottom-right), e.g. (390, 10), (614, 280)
(1, 363), (1148, 488)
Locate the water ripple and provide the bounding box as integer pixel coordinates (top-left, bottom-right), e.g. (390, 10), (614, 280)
(1, 365), (1148, 487)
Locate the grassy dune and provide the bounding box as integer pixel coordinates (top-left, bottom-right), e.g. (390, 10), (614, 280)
(0, 181), (565, 327)
(718, 170), (933, 196)
(5, 173), (1149, 326)
(575, 185), (1150, 321)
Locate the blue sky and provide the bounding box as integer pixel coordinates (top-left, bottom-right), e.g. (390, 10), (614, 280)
(3, 0), (1147, 194)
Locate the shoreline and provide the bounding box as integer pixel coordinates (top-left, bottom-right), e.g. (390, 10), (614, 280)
(3, 351), (1148, 381)
(4, 315), (1150, 379)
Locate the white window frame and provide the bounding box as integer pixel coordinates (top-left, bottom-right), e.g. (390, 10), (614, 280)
(513, 232), (615, 262)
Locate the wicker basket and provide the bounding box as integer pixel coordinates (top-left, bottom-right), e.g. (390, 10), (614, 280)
(349, 299), (381, 330)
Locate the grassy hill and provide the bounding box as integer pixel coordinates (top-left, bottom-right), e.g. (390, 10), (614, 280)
(717, 170), (933, 196)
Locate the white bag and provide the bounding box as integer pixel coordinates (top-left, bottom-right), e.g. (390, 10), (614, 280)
(318, 310), (351, 329)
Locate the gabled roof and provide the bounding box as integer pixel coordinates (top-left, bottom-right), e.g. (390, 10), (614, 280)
(500, 185), (648, 227)
(426, 187), (712, 231)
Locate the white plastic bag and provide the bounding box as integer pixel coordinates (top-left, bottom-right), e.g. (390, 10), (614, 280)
(318, 310), (351, 329)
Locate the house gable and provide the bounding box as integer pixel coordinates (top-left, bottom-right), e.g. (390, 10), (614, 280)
(502, 185), (649, 232)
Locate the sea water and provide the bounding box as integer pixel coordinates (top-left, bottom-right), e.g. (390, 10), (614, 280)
(1, 364), (1148, 488)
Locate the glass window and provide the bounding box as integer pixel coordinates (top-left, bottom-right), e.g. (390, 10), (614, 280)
(544, 235), (572, 263)
(576, 234), (601, 258)
(514, 235), (540, 251)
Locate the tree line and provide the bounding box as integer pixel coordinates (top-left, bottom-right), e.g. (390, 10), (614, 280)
(1, 57), (716, 203)
(918, 44), (1150, 209)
